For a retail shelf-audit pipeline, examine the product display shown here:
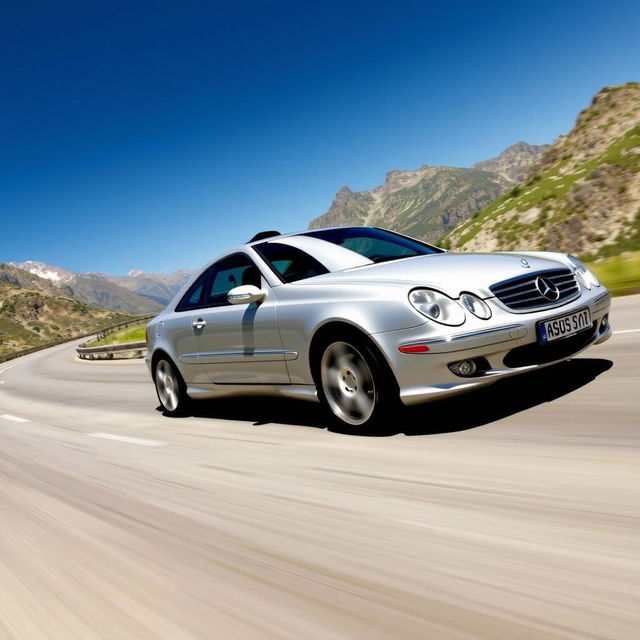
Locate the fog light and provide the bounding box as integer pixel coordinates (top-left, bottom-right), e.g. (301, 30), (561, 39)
(448, 359), (477, 377)
(601, 314), (609, 331)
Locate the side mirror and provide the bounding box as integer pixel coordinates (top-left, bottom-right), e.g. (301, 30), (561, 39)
(227, 285), (266, 305)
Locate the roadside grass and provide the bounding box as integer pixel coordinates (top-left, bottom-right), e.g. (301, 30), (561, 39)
(586, 251), (640, 296)
(90, 322), (147, 346)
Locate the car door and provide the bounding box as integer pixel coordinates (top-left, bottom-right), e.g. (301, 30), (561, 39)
(191, 253), (290, 384)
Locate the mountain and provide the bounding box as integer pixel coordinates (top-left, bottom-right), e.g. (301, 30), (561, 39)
(472, 141), (550, 184)
(9, 261), (164, 314)
(6, 259), (76, 284)
(1, 262), (76, 298)
(105, 269), (194, 306)
(444, 82), (640, 257)
(308, 142), (548, 242)
(0, 276), (137, 356)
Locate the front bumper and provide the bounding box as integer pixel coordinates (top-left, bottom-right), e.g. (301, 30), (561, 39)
(372, 288), (611, 406)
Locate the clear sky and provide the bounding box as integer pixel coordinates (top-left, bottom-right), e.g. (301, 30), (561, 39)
(1, 0), (639, 275)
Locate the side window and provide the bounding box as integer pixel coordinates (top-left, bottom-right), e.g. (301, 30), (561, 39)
(175, 270), (208, 311)
(175, 254), (262, 311)
(254, 242), (329, 283)
(204, 254), (262, 306)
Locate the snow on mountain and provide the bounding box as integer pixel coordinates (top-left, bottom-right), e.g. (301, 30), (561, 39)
(7, 260), (163, 314)
(9, 260), (75, 285)
(9, 260), (192, 308)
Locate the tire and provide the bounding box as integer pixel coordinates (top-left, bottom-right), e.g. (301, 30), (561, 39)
(154, 357), (190, 416)
(316, 337), (397, 431)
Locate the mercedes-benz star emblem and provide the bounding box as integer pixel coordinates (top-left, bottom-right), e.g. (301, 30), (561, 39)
(535, 276), (560, 301)
(520, 258), (530, 268)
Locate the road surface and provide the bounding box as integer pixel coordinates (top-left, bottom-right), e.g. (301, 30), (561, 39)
(0, 295), (638, 639)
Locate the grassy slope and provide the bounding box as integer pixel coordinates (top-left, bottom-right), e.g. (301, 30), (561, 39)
(439, 84), (640, 294)
(444, 123), (640, 251)
(90, 322), (147, 346)
(0, 280), (138, 356)
(586, 252), (640, 296)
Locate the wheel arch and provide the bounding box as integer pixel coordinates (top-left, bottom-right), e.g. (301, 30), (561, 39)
(308, 321), (398, 390)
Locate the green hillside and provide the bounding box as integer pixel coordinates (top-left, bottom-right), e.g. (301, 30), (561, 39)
(0, 279), (137, 357)
(443, 83), (640, 259)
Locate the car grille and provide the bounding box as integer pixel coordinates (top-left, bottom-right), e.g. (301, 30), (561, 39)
(490, 268), (579, 311)
(503, 323), (597, 367)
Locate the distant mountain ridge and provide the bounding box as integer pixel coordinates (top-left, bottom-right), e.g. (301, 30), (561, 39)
(1, 262), (76, 298)
(472, 141), (550, 184)
(105, 269), (194, 306)
(0, 267), (136, 356)
(9, 261), (164, 314)
(444, 82), (640, 257)
(309, 142), (548, 242)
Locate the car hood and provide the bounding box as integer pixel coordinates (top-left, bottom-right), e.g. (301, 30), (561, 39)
(302, 251), (570, 298)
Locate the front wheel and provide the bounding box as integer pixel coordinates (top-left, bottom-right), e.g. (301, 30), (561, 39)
(154, 358), (190, 416)
(318, 339), (395, 430)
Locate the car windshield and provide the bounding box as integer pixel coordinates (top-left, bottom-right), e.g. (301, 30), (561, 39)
(303, 227), (443, 263)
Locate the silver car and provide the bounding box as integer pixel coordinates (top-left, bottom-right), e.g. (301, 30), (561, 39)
(146, 226), (611, 429)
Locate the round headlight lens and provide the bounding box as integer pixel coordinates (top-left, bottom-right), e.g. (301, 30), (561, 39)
(409, 289), (466, 326)
(459, 293), (492, 319)
(567, 255), (600, 289)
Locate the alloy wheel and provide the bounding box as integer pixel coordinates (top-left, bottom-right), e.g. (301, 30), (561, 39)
(320, 341), (376, 426)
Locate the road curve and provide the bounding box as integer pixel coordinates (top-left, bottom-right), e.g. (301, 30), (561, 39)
(0, 295), (639, 639)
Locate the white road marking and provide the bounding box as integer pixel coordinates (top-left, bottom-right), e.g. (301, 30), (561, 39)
(1, 414), (30, 423)
(88, 432), (166, 447)
(612, 329), (640, 335)
(0, 363), (18, 375)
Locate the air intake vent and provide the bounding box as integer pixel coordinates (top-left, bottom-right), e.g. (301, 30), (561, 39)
(490, 268), (579, 311)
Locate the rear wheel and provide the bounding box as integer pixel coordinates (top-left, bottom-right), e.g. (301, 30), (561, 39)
(317, 338), (396, 430)
(154, 358), (190, 416)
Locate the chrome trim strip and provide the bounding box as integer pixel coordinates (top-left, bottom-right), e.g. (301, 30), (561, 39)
(401, 324), (525, 348)
(180, 350), (298, 362)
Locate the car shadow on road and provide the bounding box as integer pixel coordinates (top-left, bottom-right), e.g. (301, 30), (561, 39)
(185, 395), (329, 429)
(393, 357), (613, 437)
(172, 357), (613, 437)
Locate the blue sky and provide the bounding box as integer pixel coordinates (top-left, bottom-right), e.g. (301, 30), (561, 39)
(1, 0), (639, 275)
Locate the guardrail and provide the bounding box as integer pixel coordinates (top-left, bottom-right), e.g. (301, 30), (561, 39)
(89, 316), (154, 342)
(0, 315), (154, 365)
(75, 315), (155, 360)
(76, 340), (147, 360)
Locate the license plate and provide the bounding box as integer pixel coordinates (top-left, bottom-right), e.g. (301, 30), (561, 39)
(538, 308), (592, 344)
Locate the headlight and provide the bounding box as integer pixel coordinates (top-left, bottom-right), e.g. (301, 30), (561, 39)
(409, 289), (466, 326)
(567, 255), (600, 289)
(459, 293), (492, 319)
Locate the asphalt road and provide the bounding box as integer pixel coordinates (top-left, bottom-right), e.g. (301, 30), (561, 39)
(0, 295), (638, 640)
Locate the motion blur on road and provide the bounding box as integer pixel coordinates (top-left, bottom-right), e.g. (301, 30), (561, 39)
(0, 295), (638, 639)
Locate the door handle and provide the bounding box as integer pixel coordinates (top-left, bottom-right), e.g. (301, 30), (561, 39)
(192, 318), (206, 330)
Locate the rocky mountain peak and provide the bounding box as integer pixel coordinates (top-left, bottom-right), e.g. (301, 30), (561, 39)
(308, 142), (546, 239)
(473, 141), (550, 184)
